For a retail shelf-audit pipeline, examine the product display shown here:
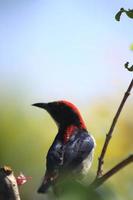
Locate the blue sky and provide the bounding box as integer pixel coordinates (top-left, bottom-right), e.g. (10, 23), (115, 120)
(0, 0), (133, 104)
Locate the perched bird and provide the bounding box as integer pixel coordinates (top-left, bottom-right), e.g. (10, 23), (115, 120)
(32, 100), (95, 193)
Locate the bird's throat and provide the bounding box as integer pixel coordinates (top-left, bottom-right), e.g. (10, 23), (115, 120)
(63, 125), (78, 143)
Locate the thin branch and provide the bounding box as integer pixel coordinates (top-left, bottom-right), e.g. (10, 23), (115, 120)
(96, 79), (133, 177)
(91, 154), (133, 189)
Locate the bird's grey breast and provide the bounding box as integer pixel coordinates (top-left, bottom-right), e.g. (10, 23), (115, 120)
(63, 131), (95, 170)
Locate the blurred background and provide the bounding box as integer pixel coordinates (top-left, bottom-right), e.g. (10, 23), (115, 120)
(0, 0), (133, 199)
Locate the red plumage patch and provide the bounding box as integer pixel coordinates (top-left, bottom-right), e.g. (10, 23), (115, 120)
(64, 125), (77, 143)
(60, 100), (87, 130)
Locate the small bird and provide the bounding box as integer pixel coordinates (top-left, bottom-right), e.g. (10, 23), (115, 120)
(32, 100), (95, 193)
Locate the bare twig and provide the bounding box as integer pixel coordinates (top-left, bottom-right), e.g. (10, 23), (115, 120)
(91, 154), (133, 189)
(0, 166), (21, 200)
(96, 79), (133, 178)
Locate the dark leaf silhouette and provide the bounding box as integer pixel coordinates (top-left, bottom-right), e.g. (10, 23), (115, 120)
(115, 8), (125, 21)
(124, 62), (133, 72)
(126, 9), (133, 19)
(115, 8), (133, 21)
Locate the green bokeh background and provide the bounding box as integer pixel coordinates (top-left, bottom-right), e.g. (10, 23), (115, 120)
(0, 94), (132, 200)
(0, 1), (133, 199)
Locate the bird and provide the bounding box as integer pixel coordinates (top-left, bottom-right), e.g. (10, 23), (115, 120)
(32, 100), (96, 193)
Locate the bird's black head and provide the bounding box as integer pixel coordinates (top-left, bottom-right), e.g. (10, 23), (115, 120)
(32, 100), (87, 130)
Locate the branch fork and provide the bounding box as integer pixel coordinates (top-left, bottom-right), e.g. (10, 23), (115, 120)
(92, 79), (133, 188)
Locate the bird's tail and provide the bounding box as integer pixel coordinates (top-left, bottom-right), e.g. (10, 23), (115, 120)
(37, 178), (52, 193)
(37, 172), (56, 193)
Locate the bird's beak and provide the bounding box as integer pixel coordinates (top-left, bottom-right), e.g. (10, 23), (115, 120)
(32, 103), (48, 109)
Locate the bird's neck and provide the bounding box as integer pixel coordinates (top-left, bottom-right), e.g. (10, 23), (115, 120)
(63, 125), (77, 143)
(59, 124), (87, 143)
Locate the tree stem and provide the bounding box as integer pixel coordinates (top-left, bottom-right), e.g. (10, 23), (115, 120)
(91, 154), (133, 188)
(96, 79), (133, 178)
(0, 166), (21, 200)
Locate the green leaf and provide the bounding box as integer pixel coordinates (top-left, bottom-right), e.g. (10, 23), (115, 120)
(127, 65), (133, 71)
(115, 8), (133, 21)
(124, 62), (133, 72)
(126, 9), (133, 19)
(115, 8), (125, 21)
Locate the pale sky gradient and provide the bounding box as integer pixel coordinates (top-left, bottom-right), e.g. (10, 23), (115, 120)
(0, 0), (133, 104)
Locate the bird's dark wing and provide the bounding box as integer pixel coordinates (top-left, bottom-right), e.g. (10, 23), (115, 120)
(63, 131), (95, 171)
(38, 136), (64, 193)
(46, 137), (64, 171)
(46, 130), (95, 172)
(38, 131), (95, 193)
